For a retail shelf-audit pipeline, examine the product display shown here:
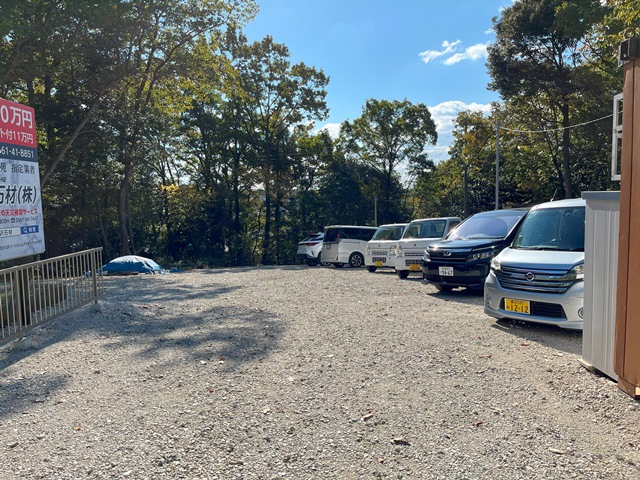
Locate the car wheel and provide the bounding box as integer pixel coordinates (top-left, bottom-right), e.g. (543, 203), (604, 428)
(397, 270), (409, 279)
(367, 266), (377, 273)
(434, 284), (453, 292)
(349, 252), (364, 268)
(306, 259), (318, 266)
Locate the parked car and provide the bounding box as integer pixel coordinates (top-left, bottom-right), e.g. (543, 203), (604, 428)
(364, 223), (408, 272)
(320, 225), (378, 267)
(296, 232), (324, 266)
(484, 198), (586, 330)
(422, 208), (529, 292)
(394, 217), (462, 279)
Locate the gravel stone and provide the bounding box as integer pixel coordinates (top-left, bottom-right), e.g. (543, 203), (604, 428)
(1, 266), (639, 479)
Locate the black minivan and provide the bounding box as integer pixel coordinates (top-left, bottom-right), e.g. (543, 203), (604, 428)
(421, 208), (529, 292)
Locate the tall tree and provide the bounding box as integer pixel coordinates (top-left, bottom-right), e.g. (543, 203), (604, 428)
(340, 99), (437, 225)
(487, 0), (608, 199)
(230, 34), (329, 264)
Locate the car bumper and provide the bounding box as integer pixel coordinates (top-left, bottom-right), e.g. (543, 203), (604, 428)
(422, 263), (489, 288)
(483, 271), (584, 330)
(365, 253), (395, 268)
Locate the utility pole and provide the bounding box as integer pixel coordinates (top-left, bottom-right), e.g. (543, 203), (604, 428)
(374, 196), (378, 226)
(495, 119), (500, 209)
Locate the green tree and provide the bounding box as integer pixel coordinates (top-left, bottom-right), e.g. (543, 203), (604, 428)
(487, 0), (609, 199)
(340, 99), (437, 225)
(229, 34), (329, 264)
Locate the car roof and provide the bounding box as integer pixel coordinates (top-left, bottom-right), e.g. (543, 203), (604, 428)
(408, 217), (461, 223)
(376, 223), (408, 228)
(467, 208), (529, 218)
(324, 225), (377, 229)
(531, 198), (586, 211)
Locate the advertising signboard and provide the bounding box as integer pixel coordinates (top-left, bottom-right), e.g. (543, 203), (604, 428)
(0, 98), (45, 261)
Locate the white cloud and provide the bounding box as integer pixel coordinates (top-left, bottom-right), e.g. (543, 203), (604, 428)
(318, 122), (341, 138)
(427, 101), (493, 162)
(419, 40), (461, 64)
(443, 43), (489, 65)
(420, 41), (488, 66)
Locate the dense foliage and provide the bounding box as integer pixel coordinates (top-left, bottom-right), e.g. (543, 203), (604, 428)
(0, 0), (634, 267)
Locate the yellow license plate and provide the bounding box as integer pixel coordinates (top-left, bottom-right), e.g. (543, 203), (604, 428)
(504, 298), (530, 314)
(409, 264), (421, 271)
(374, 261), (383, 267)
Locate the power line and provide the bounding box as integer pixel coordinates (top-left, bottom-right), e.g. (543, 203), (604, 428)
(500, 114), (613, 134)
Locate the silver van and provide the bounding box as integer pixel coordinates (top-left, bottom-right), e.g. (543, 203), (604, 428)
(321, 225), (378, 268)
(484, 198), (586, 330)
(364, 223), (408, 272)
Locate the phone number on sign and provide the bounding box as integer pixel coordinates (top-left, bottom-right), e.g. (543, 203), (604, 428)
(0, 145), (35, 159)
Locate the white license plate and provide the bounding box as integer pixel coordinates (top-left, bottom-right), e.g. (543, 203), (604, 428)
(439, 266), (454, 276)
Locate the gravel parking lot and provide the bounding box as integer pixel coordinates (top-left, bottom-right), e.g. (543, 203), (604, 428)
(1, 266), (639, 479)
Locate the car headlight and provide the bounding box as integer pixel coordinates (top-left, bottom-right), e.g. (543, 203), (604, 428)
(467, 249), (496, 262)
(569, 262), (584, 281)
(395, 245), (403, 256)
(422, 250), (431, 262)
(365, 246), (371, 255)
(490, 257), (501, 272)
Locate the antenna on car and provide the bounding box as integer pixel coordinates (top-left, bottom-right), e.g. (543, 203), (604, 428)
(550, 189), (558, 202)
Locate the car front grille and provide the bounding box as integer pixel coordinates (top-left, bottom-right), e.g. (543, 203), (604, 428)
(496, 266), (575, 294)
(371, 250), (388, 256)
(372, 257), (388, 263)
(405, 259), (422, 266)
(428, 250), (469, 263)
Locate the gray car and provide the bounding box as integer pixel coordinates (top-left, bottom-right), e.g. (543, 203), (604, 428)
(484, 198), (586, 330)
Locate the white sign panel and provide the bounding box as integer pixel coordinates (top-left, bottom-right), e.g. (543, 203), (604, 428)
(0, 98), (45, 260)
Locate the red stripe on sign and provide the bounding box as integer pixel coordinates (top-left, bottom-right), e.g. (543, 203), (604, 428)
(0, 98), (37, 148)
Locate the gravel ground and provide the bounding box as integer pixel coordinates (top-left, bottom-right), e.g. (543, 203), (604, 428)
(1, 266), (639, 480)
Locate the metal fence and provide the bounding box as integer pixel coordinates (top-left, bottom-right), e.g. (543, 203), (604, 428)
(0, 247), (104, 346)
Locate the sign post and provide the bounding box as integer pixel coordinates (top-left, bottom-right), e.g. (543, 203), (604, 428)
(0, 98), (45, 261)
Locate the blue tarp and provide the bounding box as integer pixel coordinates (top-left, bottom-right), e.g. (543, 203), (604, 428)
(102, 255), (163, 275)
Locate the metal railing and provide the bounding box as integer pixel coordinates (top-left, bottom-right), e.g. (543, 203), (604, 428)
(0, 247), (104, 346)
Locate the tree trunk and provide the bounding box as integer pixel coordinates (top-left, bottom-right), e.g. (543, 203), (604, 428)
(118, 159), (133, 256)
(261, 175), (272, 265)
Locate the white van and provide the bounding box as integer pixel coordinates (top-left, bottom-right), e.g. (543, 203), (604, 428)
(394, 217), (461, 278)
(321, 225), (378, 268)
(364, 223), (408, 272)
(484, 198), (586, 330)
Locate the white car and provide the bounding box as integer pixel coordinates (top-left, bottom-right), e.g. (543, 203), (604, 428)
(394, 217), (461, 279)
(296, 232), (324, 266)
(484, 198), (586, 330)
(364, 223), (408, 272)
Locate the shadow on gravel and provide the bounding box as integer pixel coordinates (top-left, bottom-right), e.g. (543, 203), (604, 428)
(0, 275), (287, 412)
(0, 372), (70, 420)
(427, 287), (485, 306)
(203, 265), (306, 274)
(490, 318), (582, 355)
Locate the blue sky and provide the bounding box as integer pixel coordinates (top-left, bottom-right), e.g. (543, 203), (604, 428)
(243, 0), (514, 162)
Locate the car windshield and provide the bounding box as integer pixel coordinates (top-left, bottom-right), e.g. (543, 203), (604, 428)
(403, 220), (447, 239)
(512, 206), (585, 251)
(371, 226), (405, 241)
(447, 210), (527, 240)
